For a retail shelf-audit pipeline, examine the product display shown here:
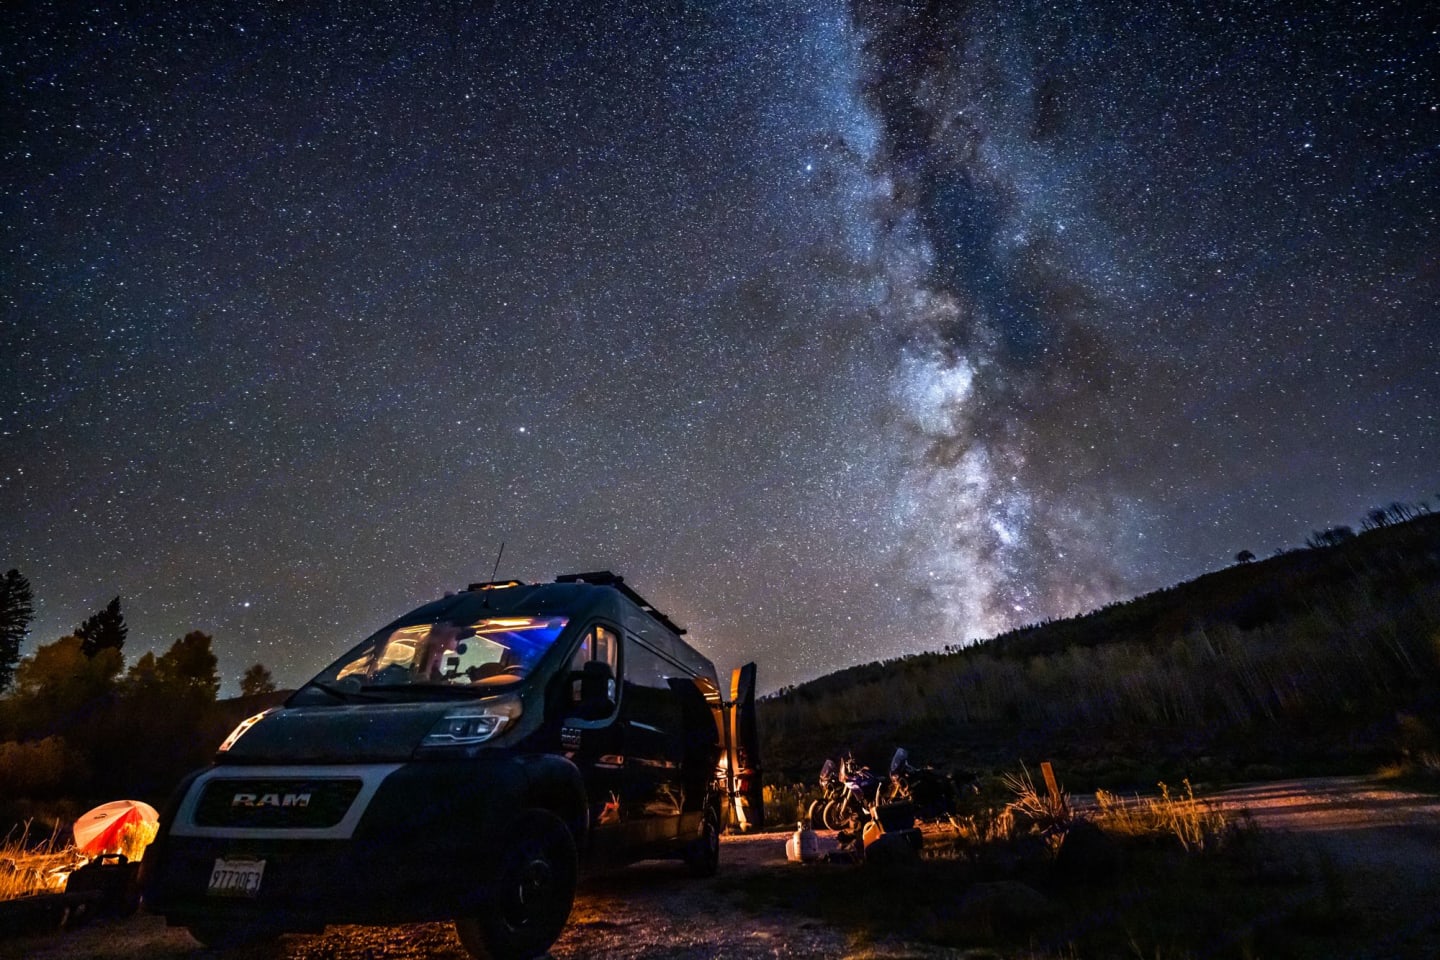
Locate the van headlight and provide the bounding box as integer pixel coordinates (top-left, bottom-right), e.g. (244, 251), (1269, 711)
(419, 696), (522, 750)
(217, 709), (273, 753)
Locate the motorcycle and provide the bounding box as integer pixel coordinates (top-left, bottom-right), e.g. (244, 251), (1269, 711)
(819, 753), (884, 832)
(886, 748), (975, 823)
(805, 758), (844, 829)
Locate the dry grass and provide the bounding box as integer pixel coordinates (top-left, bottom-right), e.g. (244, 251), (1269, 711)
(1003, 762), (1072, 831)
(117, 818), (158, 861)
(928, 769), (1231, 860)
(922, 764), (1069, 855)
(1094, 779), (1229, 852)
(762, 783), (824, 826)
(0, 815), (157, 903)
(942, 805), (1016, 846)
(0, 821), (80, 901)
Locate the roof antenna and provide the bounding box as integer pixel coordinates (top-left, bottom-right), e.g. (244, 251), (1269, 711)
(481, 541), (505, 608)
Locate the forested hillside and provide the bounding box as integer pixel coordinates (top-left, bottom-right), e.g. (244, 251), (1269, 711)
(762, 512), (1440, 788)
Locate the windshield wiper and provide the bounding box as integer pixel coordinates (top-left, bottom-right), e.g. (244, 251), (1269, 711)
(363, 683), (499, 699)
(304, 679), (391, 702)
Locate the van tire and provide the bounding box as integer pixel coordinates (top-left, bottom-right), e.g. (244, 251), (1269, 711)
(455, 809), (577, 960)
(684, 807), (720, 877)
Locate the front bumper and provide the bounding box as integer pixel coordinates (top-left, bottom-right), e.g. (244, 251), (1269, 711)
(142, 758), (529, 927)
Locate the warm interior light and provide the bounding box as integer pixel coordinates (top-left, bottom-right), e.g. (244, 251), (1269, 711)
(476, 617), (543, 630)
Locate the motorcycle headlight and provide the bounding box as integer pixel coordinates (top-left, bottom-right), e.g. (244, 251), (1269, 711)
(217, 709), (274, 753)
(418, 696), (522, 751)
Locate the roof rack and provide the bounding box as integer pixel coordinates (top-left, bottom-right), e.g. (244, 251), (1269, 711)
(466, 579), (526, 592)
(554, 570), (688, 636)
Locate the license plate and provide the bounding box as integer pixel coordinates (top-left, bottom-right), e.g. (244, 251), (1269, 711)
(208, 857), (265, 898)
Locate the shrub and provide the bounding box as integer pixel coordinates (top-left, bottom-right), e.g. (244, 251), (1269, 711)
(1094, 779), (1229, 852)
(0, 736), (89, 798)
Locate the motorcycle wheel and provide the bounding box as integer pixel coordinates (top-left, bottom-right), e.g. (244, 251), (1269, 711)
(821, 799), (843, 831)
(806, 799), (827, 829)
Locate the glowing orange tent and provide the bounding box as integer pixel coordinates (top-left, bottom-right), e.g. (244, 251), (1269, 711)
(73, 800), (159, 856)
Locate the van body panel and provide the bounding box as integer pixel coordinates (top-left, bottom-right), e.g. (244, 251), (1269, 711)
(220, 702), (453, 764)
(141, 574), (733, 936)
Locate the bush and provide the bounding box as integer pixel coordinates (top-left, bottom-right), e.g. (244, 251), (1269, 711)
(0, 737), (89, 798)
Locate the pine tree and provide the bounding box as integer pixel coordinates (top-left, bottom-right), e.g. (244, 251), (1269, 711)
(0, 568), (35, 693)
(76, 596), (127, 658)
(240, 663), (277, 697)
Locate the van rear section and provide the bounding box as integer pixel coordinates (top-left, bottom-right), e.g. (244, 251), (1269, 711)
(141, 571), (760, 960)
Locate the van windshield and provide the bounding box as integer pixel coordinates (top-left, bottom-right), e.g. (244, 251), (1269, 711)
(309, 615), (569, 692)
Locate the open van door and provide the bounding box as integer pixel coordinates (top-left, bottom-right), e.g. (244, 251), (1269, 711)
(724, 663), (763, 830)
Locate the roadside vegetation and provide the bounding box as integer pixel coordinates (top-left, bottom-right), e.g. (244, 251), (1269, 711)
(0, 823), (75, 902)
(730, 771), (1368, 959)
(0, 582), (284, 849)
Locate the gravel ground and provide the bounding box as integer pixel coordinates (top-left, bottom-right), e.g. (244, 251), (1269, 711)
(0, 832), (954, 960)
(4, 778), (1437, 960)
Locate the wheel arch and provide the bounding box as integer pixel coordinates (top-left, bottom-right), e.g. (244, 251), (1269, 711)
(519, 754), (589, 849)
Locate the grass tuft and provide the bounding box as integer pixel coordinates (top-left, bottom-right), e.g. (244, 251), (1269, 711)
(1094, 779), (1228, 852)
(117, 817), (158, 862)
(1003, 762), (1073, 832)
(0, 821), (80, 901)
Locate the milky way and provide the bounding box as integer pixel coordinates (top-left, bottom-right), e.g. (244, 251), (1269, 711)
(845, 0), (1439, 642)
(3, 1), (1436, 692)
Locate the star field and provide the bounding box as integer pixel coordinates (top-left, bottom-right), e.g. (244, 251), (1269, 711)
(2, 1), (1436, 693)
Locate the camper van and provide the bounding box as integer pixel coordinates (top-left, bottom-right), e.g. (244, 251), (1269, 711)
(141, 572), (759, 960)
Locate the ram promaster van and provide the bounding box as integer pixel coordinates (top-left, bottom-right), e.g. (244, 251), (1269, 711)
(141, 571), (761, 960)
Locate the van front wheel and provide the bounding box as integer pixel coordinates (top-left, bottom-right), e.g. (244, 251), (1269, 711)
(455, 809), (577, 960)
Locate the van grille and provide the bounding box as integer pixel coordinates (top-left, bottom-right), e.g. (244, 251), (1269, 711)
(194, 778), (363, 829)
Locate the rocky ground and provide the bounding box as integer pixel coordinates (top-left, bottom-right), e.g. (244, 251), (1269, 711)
(3, 777), (1438, 959)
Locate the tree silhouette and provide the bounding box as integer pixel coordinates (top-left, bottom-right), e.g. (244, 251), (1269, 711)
(240, 662), (277, 697)
(1385, 501), (1416, 524)
(1306, 526), (1356, 549)
(0, 569), (35, 693)
(122, 650), (165, 699)
(1235, 550), (1255, 564)
(76, 596), (127, 658)
(157, 630), (221, 699)
(1361, 507), (1391, 532)
(10, 635), (124, 734)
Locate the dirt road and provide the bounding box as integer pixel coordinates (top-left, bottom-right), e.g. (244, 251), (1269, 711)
(4, 777), (1438, 960)
(1207, 776), (1440, 957)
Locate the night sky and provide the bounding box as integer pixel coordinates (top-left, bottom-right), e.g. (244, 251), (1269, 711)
(3, 1), (1436, 694)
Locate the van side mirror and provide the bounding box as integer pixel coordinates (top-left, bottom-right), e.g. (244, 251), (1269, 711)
(576, 660), (616, 719)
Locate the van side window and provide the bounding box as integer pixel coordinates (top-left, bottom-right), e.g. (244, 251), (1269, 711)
(625, 639), (671, 688)
(569, 625), (619, 703)
(594, 626), (618, 674)
(569, 625), (618, 673)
